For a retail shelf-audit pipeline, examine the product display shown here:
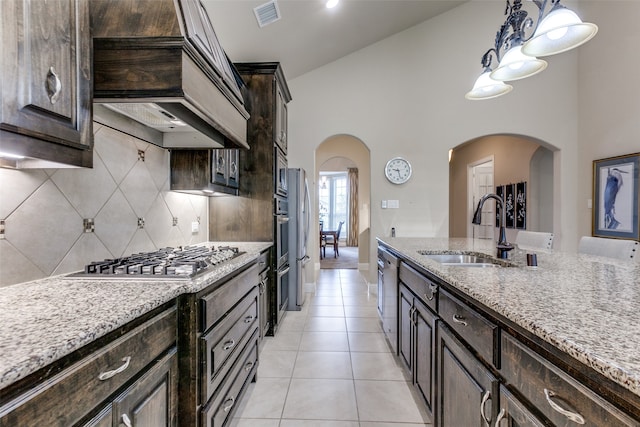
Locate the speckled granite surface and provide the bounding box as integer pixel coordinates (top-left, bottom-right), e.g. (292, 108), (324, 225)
(377, 237), (640, 398)
(0, 242), (272, 390)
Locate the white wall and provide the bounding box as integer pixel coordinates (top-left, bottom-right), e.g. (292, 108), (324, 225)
(287, 1), (591, 277)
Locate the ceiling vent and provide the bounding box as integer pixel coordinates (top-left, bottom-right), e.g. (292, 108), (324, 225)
(254, 0), (281, 28)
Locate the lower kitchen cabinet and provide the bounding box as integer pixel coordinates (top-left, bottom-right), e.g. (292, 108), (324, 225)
(177, 260), (261, 427)
(83, 348), (178, 427)
(437, 322), (499, 427)
(257, 248), (271, 344)
(495, 384), (546, 427)
(0, 305), (177, 427)
(398, 283), (436, 418)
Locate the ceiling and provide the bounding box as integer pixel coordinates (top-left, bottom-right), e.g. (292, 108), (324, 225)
(203, 0), (467, 80)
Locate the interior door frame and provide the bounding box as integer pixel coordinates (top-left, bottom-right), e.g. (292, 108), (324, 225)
(466, 156), (495, 239)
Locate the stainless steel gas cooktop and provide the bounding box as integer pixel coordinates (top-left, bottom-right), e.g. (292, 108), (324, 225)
(66, 246), (242, 280)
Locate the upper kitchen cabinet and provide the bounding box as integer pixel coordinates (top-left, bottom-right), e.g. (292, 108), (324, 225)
(0, 0), (93, 168)
(90, 0), (249, 150)
(235, 63), (292, 156)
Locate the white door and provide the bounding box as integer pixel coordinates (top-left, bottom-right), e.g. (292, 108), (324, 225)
(469, 160), (494, 239)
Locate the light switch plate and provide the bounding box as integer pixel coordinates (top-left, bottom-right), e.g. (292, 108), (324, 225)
(381, 200), (388, 209)
(388, 200), (400, 209)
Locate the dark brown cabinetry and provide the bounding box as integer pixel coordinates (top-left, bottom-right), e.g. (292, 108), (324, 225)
(170, 149), (239, 196)
(0, 0), (93, 168)
(438, 322), (499, 427)
(379, 247), (399, 353)
(257, 249), (272, 343)
(399, 283), (437, 418)
(177, 261), (260, 427)
(210, 62), (292, 336)
(377, 243), (640, 427)
(0, 305), (178, 426)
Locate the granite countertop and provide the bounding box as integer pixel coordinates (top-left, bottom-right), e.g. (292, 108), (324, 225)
(0, 242), (272, 391)
(377, 237), (640, 398)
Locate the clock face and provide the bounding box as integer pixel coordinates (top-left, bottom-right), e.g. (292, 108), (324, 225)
(385, 157), (412, 184)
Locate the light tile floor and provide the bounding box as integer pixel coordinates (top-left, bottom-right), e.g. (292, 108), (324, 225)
(232, 269), (431, 427)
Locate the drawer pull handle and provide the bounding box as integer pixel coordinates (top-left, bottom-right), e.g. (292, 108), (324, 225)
(494, 408), (506, 426)
(121, 413), (133, 427)
(244, 361), (254, 372)
(244, 315), (255, 323)
(480, 390), (492, 425)
(98, 356), (131, 380)
(223, 396), (235, 412)
(544, 388), (585, 425)
(452, 314), (468, 327)
(223, 340), (236, 351)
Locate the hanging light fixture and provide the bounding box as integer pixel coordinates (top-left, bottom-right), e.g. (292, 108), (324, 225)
(466, 0), (597, 100)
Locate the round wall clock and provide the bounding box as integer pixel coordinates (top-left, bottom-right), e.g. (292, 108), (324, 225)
(385, 157), (412, 184)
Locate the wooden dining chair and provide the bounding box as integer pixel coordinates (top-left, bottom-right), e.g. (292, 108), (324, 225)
(319, 222), (326, 259)
(325, 221), (344, 258)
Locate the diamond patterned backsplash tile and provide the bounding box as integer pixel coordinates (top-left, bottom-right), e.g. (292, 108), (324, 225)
(0, 122), (209, 287)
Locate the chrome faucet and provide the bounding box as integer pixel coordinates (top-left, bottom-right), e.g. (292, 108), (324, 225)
(472, 193), (514, 259)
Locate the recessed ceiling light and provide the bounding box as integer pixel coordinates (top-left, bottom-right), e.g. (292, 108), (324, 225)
(326, 0), (339, 9)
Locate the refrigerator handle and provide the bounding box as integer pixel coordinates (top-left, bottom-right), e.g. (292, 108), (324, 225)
(303, 177), (311, 249)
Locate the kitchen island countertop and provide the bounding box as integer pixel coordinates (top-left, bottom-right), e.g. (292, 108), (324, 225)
(0, 242), (272, 391)
(377, 237), (640, 399)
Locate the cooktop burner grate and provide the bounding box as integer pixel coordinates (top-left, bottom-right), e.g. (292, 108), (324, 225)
(66, 246), (242, 280)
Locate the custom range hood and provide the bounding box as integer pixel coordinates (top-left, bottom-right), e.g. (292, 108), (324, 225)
(91, 0), (249, 149)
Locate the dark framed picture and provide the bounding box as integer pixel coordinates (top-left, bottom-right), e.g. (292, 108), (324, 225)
(515, 181), (527, 229)
(505, 184), (515, 228)
(592, 153), (640, 240)
(496, 185), (504, 227)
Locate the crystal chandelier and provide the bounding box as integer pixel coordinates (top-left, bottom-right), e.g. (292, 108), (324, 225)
(466, 0), (598, 100)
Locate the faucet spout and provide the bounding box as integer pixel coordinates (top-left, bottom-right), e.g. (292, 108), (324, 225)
(472, 193), (513, 259)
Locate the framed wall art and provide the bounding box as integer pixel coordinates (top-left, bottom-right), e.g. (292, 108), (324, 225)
(515, 181), (527, 229)
(592, 153), (640, 240)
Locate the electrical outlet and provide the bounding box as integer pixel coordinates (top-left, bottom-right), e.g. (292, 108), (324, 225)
(138, 218), (145, 229)
(137, 149), (145, 162)
(172, 217), (178, 226)
(0, 219), (5, 239)
(191, 221), (199, 233)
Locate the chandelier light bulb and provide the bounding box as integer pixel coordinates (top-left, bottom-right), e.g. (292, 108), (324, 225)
(465, 70), (513, 100)
(326, 0), (339, 9)
(522, 5), (598, 57)
(490, 45), (547, 81)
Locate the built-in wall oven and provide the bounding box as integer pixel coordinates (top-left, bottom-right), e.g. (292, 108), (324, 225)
(274, 195), (290, 327)
(275, 147), (288, 197)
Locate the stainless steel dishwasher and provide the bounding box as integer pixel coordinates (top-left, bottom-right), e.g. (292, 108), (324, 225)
(379, 246), (400, 354)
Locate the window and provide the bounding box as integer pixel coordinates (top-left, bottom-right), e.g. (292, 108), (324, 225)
(319, 172), (348, 238)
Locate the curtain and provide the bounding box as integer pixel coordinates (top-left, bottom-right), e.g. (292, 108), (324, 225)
(347, 168), (359, 247)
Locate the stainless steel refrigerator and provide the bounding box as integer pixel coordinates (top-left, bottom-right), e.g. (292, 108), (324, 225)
(287, 168), (310, 310)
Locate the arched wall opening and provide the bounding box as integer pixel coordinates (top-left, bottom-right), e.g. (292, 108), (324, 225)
(449, 134), (557, 245)
(314, 135), (371, 277)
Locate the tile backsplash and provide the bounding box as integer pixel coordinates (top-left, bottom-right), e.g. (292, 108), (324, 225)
(0, 123), (209, 287)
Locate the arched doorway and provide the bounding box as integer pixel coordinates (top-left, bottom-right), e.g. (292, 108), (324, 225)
(314, 135), (371, 276)
(449, 134), (556, 244)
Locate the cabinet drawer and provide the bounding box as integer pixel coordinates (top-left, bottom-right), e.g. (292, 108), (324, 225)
(201, 287), (259, 402)
(501, 333), (638, 427)
(201, 263), (259, 332)
(439, 289), (498, 367)
(399, 262), (438, 312)
(257, 251), (269, 272)
(0, 306), (176, 426)
(202, 330), (259, 427)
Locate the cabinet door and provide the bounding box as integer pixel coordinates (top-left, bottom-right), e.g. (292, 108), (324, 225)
(377, 261), (384, 317)
(495, 385), (546, 427)
(179, 0), (223, 76)
(81, 406), (113, 427)
(212, 150), (227, 186)
(1, 0), (91, 148)
(438, 323), (498, 427)
(113, 349), (178, 427)
(413, 299), (436, 417)
(227, 149), (239, 189)
(274, 83), (287, 154)
(398, 285), (413, 371)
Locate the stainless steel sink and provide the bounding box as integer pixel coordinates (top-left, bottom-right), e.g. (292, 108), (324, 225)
(421, 253), (505, 267)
